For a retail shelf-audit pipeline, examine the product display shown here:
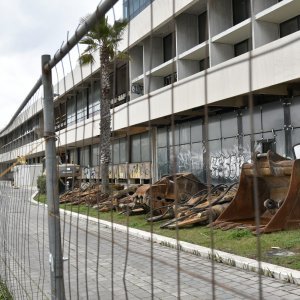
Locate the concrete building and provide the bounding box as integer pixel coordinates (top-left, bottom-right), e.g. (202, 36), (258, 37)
(1, 0), (300, 185)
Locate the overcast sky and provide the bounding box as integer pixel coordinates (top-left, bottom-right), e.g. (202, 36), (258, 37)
(0, 0), (122, 130)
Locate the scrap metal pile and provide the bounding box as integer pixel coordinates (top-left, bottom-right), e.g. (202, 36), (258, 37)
(59, 150), (300, 233)
(59, 183), (139, 212)
(158, 183), (238, 229)
(59, 172), (238, 230)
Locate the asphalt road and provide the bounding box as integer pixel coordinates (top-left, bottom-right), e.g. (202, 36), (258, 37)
(0, 184), (299, 299)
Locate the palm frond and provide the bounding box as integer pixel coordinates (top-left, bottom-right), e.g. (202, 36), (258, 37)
(80, 36), (98, 48)
(113, 20), (128, 35)
(79, 15), (128, 65)
(79, 53), (95, 65)
(114, 51), (130, 62)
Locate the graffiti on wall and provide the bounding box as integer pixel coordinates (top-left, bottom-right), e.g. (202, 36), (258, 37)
(177, 150), (203, 173)
(129, 162), (151, 179)
(82, 166), (97, 179)
(210, 147), (251, 180)
(158, 145), (252, 182)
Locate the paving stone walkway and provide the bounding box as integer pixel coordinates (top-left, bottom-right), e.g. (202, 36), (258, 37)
(0, 185), (299, 299)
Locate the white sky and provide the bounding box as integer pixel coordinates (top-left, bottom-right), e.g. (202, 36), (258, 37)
(0, 0), (122, 130)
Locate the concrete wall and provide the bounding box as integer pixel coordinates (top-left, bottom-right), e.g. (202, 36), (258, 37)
(176, 13), (198, 54)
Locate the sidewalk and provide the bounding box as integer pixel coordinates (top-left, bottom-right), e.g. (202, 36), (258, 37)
(31, 192), (300, 286)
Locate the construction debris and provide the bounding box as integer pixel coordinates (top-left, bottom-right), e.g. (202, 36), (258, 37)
(133, 173), (207, 216)
(158, 183), (238, 229)
(58, 173), (239, 231)
(59, 182), (138, 212)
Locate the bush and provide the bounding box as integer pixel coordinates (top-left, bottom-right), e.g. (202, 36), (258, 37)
(37, 175), (46, 194)
(0, 279), (12, 299)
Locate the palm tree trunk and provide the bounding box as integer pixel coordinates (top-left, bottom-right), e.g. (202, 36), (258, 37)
(100, 44), (111, 194)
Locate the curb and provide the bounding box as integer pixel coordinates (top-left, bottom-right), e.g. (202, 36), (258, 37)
(31, 192), (300, 285)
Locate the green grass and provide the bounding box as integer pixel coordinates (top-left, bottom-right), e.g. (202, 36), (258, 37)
(0, 279), (12, 300)
(35, 194), (300, 270)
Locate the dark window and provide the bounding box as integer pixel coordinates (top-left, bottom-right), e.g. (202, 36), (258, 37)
(54, 102), (67, 131)
(198, 11), (208, 44)
(116, 64), (127, 96)
(199, 57), (209, 71)
(280, 16), (300, 38)
(232, 0), (250, 25)
(261, 139), (276, 153)
(163, 33), (175, 62)
(234, 39), (249, 57)
(164, 73), (177, 86)
(109, 64), (128, 107)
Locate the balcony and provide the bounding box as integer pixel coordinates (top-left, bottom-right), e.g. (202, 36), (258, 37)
(178, 41), (209, 61)
(256, 0), (300, 24)
(146, 59), (177, 77)
(212, 18), (251, 44)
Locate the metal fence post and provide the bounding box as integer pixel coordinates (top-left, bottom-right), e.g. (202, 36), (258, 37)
(42, 54), (66, 300)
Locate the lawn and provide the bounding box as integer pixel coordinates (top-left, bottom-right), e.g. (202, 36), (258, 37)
(35, 193), (300, 270)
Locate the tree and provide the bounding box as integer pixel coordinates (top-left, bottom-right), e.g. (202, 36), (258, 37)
(79, 16), (127, 193)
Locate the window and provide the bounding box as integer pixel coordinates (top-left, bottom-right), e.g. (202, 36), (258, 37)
(234, 39), (249, 57)
(88, 81), (100, 117)
(199, 57), (209, 71)
(232, 0), (250, 25)
(130, 132), (151, 163)
(108, 64), (128, 107)
(76, 90), (87, 123)
(123, 0), (153, 20)
(54, 103), (66, 131)
(164, 73), (177, 86)
(255, 139), (276, 153)
(80, 146), (90, 166)
(66, 96), (76, 126)
(163, 33), (176, 62)
(198, 11), (208, 44)
(91, 144), (99, 167)
(116, 64), (128, 96)
(280, 16), (300, 38)
(112, 137), (127, 164)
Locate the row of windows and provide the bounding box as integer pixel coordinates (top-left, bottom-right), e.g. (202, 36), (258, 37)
(123, 0), (154, 21)
(0, 115), (40, 154)
(60, 132), (151, 167)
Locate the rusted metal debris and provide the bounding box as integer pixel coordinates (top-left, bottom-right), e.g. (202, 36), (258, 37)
(133, 173), (207, 216)
(58, 173), (239, 231)
(59, 183), (138, 212)
(158, 184), (238, 229)
(212, 150), (300, 234)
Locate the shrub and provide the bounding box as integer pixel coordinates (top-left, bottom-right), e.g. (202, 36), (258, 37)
(37, 175), (46, 194)
(0, 279), (12, 299)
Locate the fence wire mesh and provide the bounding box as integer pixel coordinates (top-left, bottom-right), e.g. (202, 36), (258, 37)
(1, 0), (300, 299)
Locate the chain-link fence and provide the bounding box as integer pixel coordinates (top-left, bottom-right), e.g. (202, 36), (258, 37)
(1, 0), (300, 299)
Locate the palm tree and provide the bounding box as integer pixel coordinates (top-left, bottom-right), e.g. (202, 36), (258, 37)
(79, 16), (127, 193)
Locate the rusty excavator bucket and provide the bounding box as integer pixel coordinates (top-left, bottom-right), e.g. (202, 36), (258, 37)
(212, 150), (300, 234)
(133, 173), (206, 215)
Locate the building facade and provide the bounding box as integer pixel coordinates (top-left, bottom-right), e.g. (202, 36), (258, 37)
(1, 0), (300, 185)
